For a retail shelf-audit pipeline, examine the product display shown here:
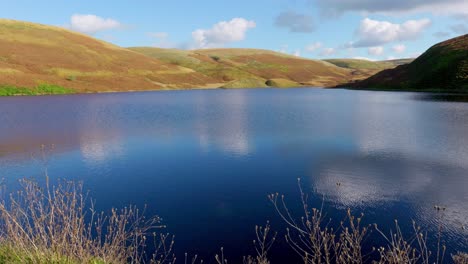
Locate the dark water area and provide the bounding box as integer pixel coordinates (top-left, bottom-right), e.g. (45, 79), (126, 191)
(0, 88), (467, 262)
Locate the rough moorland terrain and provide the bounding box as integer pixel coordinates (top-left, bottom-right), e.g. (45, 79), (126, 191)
(350, 34), (468, 91)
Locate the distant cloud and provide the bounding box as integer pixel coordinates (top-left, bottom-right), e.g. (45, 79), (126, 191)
(314, 0), (468, 18)
(351, 18), (431, 47)
(147, 32), (169, 39)
(277, 45), (301, 56)
(368, 46), (384, 56)
(305, 42), (323, 52)
(191, 18), (256, 49)
(392, 44), (406, 54)
(433, 31), (451, 39)
(68, 14), (121, 34)
(320, 47), (336, 56)
(409, 52), (423, 58)
(146, 32), (179, 48)
(278, 44), (289, 53)
(274, 11), (315, 33)
(353, 56), (376, 61)
(450, 23), (468, 35)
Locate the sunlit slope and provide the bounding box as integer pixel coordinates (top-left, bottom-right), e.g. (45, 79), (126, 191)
(0, 19), (219, 93)
(352, 34), (468, 91)
(324, 58), (413, 71)
(324, 58), (414, 80)
(130, 47), (355, 88)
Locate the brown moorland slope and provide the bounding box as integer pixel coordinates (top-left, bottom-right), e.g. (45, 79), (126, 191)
(129, 47), (359, 88)
(350, 34), (468, 91)
(1, 19), (406, 94)
(324, 58), (414, 80)
(0, 19), (220, 93)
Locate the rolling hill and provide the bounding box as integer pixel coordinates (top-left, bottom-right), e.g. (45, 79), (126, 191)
(128, 47), (357, 88)
(350, 34), (468, 91)
(0, 18), (423, 95)
(324, 58), (414, 81)
(324, 58), (413, 71)
(0, 19), (221, 94)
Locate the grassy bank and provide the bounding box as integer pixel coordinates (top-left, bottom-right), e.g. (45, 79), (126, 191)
(0, 84), (73, 96)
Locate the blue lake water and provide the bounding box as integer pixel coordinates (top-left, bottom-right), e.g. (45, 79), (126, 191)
(0, 88), (467, 262)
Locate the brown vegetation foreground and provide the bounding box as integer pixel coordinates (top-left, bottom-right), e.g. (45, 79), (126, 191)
(0, 178), (466, 264)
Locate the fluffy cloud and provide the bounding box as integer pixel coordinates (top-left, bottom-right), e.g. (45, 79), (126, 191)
(293, 50), (301, 57)
(353, 56), (376, 61)
(392, 44), (406, 53)
(275, 11), (315, 33)
(352, 18), (431, 47)
(451, 23), (468, 35)
(305, 42), (323, 52)
(433, 31), (451, 39)
(314, 0), (468, 18)
(146, 32), (178, 49)
(191, 18), (256, 49)
(68, 14), (121, 34)
(320, 47), (336, 56)
(368, 46), (384, 56)
(409, 52), (422, 58)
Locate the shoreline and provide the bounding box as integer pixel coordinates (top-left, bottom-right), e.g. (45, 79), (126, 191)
(1, 85), (468, 97)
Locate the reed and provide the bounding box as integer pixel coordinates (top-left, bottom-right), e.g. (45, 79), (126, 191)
(0, 178), (173, 264)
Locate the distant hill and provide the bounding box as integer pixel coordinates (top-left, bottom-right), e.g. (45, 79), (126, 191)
(129, 47), (356, 88)
(0, 19), (424, 95)
(0, 19), (220, 93)
(324, 58), (414, 81)
(350, 34), (468, 91)
(324, 58), (413, 71)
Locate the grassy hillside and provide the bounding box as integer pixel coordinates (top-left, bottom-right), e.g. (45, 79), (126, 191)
(129, 47), (357, 88)
(325, 58), (413, 71)
(325, 59), (394, 70)
(0, 19), (220, 94)
(324, 58), (414, 81)
(351, 34), (468, 91)
(0, 19), (391, 94)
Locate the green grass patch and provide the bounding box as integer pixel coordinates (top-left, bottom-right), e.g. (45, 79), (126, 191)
(0, 84), (73, 96)
(0, 245), (107, 264)
(265, 78), (300, 88)
(221, 78), (268, 89)
(324, 59), (394, 70)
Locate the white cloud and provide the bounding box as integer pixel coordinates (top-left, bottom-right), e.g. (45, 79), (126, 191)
(368, 46), (384, 56)
(320, 47), (336, 56)
(191, 18), (256, 49)
(275, 11), (315, 33)
(353, 56), (376, 61)
(450, 23), (468, 34)
(392, 44), (406, 53)
(146, 32), (178, 48)
(433, 31), (451, 39)
(278, 44), (289, 53)
(68, 14), (121, 34)
(315, 0), (468, 18)
(352, 18), (431, 47)
(293, 50), (301, 57)
(305, 42), (323, 52)
(409, 52), (423, 58)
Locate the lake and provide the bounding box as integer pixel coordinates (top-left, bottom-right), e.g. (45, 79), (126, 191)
(0, 88), (467, 262)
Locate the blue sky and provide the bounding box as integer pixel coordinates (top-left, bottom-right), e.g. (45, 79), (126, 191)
(0, 0), (467, 60)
